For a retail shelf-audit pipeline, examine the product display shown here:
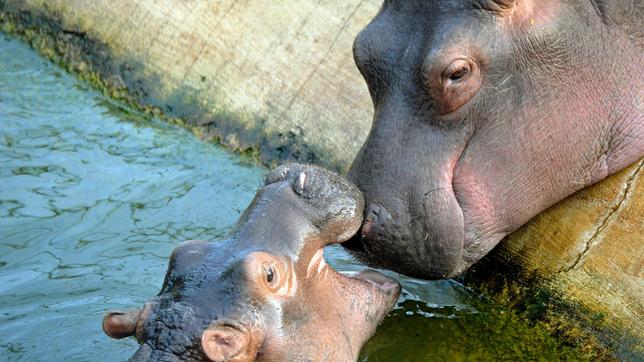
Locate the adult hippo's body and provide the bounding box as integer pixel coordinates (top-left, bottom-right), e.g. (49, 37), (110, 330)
(345, 0), (643, 279)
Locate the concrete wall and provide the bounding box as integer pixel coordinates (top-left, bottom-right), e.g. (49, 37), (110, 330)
(1, 0), (381, 170)
(467, 159), (643, 358)
(1, 0), (641, 358)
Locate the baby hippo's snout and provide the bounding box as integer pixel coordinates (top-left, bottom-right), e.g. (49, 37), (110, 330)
(264, 163), (366, 244)
(265, 163), (347, 199)
(102, 163), (400, 361)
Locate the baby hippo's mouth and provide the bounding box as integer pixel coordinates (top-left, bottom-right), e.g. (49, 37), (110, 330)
(353, 269), (400, 293)
(339, 267), (401, 319)
(324, 265), (400, 334)
(308, 248), (400, 301)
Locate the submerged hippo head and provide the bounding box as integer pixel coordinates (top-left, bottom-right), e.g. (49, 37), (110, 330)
(103, 164), (400, 361)
(346, 0), (643, 278)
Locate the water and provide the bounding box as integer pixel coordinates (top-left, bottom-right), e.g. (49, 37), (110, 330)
(0, 33), (586, 361)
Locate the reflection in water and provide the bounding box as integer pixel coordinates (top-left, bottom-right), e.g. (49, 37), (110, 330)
(0, 33), (583, 361)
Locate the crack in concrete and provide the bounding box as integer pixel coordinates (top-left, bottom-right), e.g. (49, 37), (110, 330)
(558, 158), (643, 273)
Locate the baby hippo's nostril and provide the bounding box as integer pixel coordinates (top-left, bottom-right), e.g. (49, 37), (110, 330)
(293, 172), (307, 195)
(265, 164), (290, 185)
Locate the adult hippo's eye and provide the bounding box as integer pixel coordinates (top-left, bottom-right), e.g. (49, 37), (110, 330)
(425, 56), (482, 114)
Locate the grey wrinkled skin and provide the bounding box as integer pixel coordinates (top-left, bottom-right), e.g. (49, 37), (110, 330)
(345, 0), (643, 279)
(104, 164), (400, 361)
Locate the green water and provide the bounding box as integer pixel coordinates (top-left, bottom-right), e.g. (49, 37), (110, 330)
(0, 33), (586, 361)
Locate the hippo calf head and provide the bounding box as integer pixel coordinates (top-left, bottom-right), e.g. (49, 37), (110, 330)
(346, 0), (643, 278)
(103, 164), (400, 361)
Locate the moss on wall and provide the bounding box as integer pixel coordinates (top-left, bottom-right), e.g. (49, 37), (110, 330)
(465, 160), (643, 360)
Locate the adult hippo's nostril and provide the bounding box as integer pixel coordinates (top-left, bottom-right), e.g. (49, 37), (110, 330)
(361, 218), (374, 238)
(361, 204), (392, 238)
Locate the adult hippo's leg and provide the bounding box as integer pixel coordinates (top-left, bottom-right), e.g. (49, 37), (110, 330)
(345, 0), (643, 279)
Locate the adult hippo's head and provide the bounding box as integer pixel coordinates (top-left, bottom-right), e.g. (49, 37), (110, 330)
(103, 164), (400, 361)
(346, 0), (643, 279)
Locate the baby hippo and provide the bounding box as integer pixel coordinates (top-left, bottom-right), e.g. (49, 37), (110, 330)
(103, 164), (400, 361)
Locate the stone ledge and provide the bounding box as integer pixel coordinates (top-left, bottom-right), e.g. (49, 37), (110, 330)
(0, 0), (381, 171)
(465, 159), (643, 360)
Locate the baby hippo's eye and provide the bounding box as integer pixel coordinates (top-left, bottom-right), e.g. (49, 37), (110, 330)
(246, 252), (291, 296)
(262, 263), (285, 295)
(266, 267), (274, 283)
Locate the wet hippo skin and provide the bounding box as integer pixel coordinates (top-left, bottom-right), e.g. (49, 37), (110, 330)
(103, 164), (400, 361)
(345, 0), (643, 279)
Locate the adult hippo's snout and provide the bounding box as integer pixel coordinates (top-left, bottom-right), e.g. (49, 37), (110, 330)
(344, 86), (470, 279)
(353, 186), (466, 280)
(347, 129), (467, 279)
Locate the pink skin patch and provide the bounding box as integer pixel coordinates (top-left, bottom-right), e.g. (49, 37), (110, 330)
(502, 0), (561, 32)
(452, 161), (498, 245)
(306, 249), (327, 279)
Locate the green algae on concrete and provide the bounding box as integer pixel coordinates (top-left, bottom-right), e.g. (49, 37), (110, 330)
(361, 299), (602, 361)
(464, 159), (644, 360)
(0, 8), (269, 165)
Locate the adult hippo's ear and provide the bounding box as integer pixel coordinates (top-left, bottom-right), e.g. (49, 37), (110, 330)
(481, 0), (516, 13)
(201, 325), (258, 362)
(102, 309), (141, 339)
(494, 0), (515, 7)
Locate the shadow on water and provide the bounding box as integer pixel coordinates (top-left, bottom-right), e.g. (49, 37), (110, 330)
(0, 33), (586, 361)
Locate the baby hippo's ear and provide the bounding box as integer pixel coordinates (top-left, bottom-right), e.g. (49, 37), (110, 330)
(201, 325), (257, 362)
(264, 164), (291, 185)
(102, 309), (141, 339)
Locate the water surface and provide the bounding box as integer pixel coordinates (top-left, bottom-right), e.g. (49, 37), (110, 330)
(0, 33), (584, 361)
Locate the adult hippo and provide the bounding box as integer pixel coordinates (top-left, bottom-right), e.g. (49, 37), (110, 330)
(103, 164), (400, 361)
(345, 0), (643, 279)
